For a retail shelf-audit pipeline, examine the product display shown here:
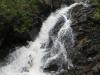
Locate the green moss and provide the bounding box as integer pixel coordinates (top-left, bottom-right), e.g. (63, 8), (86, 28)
(90, 0), (100, 20)
(94, 9), (100, 19)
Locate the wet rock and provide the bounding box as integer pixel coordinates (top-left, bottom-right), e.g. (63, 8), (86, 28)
(44, 63), (58, 72)
(68, 4), (94, 24)
(38, 0), (75, 10)
(66, 2), (100, 75)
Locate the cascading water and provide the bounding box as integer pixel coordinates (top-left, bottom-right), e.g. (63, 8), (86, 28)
(0, 3), (87, 75)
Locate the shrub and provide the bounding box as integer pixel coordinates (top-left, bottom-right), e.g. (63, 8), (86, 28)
(0, 0), (37, 32)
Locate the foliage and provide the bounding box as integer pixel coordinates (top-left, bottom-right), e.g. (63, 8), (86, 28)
(0, 0), (37, 32)
(90, 0), (100, 19)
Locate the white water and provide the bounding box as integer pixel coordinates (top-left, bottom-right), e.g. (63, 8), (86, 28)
(0, 3), (85, 75)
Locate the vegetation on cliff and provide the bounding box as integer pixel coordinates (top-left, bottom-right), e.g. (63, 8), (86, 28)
(0, 0), (37, 32)
(90, 0), (100, 19)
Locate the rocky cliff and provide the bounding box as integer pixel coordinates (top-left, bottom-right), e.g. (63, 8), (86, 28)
(68, 3), (100, 75)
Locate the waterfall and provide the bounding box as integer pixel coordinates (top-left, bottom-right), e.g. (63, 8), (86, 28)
(0, 3), (86, 75)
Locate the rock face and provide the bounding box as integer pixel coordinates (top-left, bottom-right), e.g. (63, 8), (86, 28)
(38, 0), (75, 10)
(38, 0), (89, 10)
(66, 3), (100, 75)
